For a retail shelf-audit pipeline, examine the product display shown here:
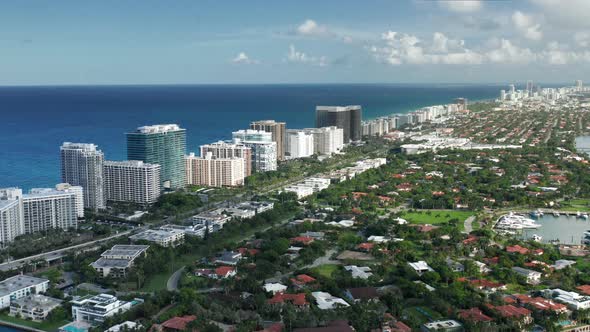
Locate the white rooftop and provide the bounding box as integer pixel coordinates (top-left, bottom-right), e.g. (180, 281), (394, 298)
(134, 124), (183, 134)
(0, 275), (49, 297)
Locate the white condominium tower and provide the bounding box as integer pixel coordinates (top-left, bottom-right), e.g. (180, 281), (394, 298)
(60, 142), (105, 210)
(23, 188), (78, 233)
(0, 188), (25, 246)
(232, 130), (277, 172)
(55, 183), (84, 218)
(103, 160), (161, 205)
(303, 126), (344, 156)
(185, 152), (245, 187)
(200, 141), (252, 177)
(285, 130), (315, 159)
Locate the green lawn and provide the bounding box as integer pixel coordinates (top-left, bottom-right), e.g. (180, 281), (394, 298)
(403, 306), (443, 325)
(312, 264), (340, 278)
(400, 210), (474, 225)
(560, 199), (590, 212)
(0, 312), (68, 332)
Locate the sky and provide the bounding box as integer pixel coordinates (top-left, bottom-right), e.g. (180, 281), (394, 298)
(1, 0), (589, 85)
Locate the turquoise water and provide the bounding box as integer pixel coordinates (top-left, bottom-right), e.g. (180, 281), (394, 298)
(523, 214), (590, 245)
(0, 84), (503, 189)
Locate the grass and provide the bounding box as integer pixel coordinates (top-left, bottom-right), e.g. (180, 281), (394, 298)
(403, 306), (443, 325)
(312, 264), (340, 278)
(560, 199), (590, 212)
(0, 312), (69, 332)
(401, 210), (474, 225)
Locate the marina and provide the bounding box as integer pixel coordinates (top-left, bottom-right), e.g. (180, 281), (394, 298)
(520, 213), (590, 245)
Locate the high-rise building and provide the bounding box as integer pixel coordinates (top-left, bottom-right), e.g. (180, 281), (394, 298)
(200, 141), (252, 177)
(126, 124), (186, 190)
(500, 90), (506, 101)
(250, 120), (286, 161)
(55, 183), (84, 218)
(0, 188), (24, 246)
(576, 80), (583, 89)
(22, 188), (77, 233)
(453, 98), (468, 111)
(103, 160), (161, 205)
(526, 80), (533, 93)
(302, 126), (344, 156)
(315, 105), (362, 143)
(185, 152), (245, 187)
(285, 130), (315, 159)
(232, 130), (277, 172)
(60, 142), (105, 210)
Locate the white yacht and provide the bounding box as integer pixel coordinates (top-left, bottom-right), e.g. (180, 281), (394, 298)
(496, 213), (541, 230)
(582, 213), (589, 220)
(531, 234), (542, 242)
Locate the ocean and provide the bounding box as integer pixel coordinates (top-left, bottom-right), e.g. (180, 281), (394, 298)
(0, 84), (502, 189)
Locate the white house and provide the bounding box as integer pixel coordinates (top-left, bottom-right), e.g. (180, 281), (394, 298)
(545, 289), (590, 311)
(311, 291), (350, 310)
(408, 261), (434, 276)
(344, 266), (373, 279)
(512, 267), (542, 284)
(263, 283), (288, 294)
(71, 294), (141, 325)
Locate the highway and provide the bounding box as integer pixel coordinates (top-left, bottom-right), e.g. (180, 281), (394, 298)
(0, 227), (145, 272)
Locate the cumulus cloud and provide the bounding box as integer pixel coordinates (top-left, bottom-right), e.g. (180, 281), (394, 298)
(370, 31), (483, 65)
(286, 45), (328, 66)
(438, 0), (482, 13)
(512, 11), (543, 41)
(231, 52), (259, 65)
(369, 31), (590, 66)
(296, 19), (329, 37)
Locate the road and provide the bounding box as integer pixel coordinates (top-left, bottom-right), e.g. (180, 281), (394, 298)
(0, 226), (146, 272)
(166, 214), (295, 291)
(264, 249), (340, 283)
(463, 216), (476, 234)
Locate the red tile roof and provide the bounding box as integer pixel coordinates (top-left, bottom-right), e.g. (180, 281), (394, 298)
(290, 236), (314, 245)
(506, 245), (529, 255)
(357, 242), (375, 251)
(458, 308), (494, 323)
(268, 293), (308, 306)
(215, 266), (235, 277)
(291, 274), (316, 286)
(577, 285), (590, 295)
(162, 315), (197, 331)
(492, 305), (532, 318)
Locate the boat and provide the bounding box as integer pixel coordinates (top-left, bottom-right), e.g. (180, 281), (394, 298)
(577, 211), (582, 218)
(531, 234), (542, 242)
(495, 213), (541, 230)
(583, 213), (589, 220)
(530, 210), (543, 218)
(583, 231), (590, 245)
(553, 211), (560, 217)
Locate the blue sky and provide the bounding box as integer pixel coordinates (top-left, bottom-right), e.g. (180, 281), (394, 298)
(1, 0), (589, 85)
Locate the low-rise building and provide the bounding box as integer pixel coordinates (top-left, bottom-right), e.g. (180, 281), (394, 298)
(9, 294), (62, 321)
(512, 267), (542, 284)
(71, 293), (140, 325)
(344, 265), (373, 279)
(421, 320), (463, 332)
(0, 275), (49, 309)
(214, 250), (242, 266)
(129, 229), (184, 247)
(311, 291), (350, 310)
(408, 261), (434, 276)
(544, 288), (590, 310)
(90, 245), (149, 278)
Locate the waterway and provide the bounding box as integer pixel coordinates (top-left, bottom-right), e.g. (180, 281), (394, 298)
(522, 214), (590, 245)
(575, 135), (590, 154)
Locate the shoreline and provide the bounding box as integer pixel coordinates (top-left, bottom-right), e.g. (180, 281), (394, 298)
(0, 319), (44, 332)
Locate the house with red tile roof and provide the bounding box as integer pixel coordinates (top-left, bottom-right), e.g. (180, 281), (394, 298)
(357, 242), (375, 252)
(290, 236), (315, 246)
(268, 293), (309, 307)
(160, 315), (197, 331)
(458, 308), (494, 323)
(237, 247), (260, 256)
(506, 245), (529, 255)
(488, 304), (533, 323)
(577, 285), (590, 296)
(290, 274), (317, 289)
(462, 235), (479, 245)
(511, 294), (568, 313)
(194, 266), (236, 279)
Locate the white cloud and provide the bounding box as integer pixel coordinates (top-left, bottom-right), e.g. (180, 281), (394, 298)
(231, 52), (259, 65)
(296, 19), (328, 37)
(369, 31), (590, 66)
(530, 0), (590, 29)
(574, 32), (590, 48)
(370, 31), (483, 65)
(486, 39), (537, 64)
(512, 11), (543, 41)
(438, 0), (482, 13)
(286, 45), (328, 66)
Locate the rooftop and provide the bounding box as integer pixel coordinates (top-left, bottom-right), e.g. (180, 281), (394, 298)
(132, 124), (183, 134)
(0, 275), (49, 297)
